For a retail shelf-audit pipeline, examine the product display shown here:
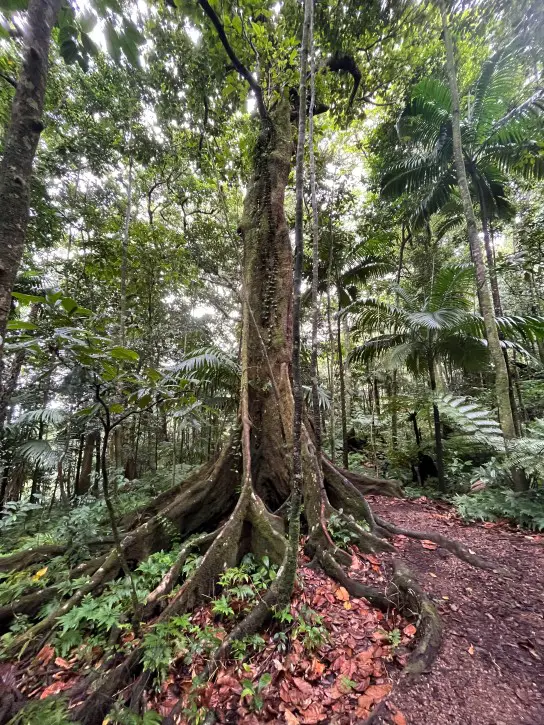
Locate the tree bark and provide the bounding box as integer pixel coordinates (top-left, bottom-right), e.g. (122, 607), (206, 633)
(309, 22), (322, 457)
(428, 353), (445, 491)
(0, 0), (60, 372)
(76, 430), (100, 496)
(337, 307), (349, 469)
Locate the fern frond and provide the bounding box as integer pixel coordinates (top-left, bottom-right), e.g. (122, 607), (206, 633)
(436, 393), (505, 450)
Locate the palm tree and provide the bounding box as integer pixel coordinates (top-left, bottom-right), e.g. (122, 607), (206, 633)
(345, 264), (542, 491)
(383, 48), (544, 315)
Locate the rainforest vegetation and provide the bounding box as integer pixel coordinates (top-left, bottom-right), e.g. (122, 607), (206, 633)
(0, 0), (543, 722)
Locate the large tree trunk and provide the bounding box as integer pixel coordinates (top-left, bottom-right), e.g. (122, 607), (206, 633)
(0, 0), (60, 374)
(239, 98), (295, 509)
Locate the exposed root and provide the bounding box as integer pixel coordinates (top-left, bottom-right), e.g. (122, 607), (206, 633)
(142, 529), (221, 618)
(6, 549), (121, 657)
(374, 516), (499, 570)
(315, 547), (391, 610)
(323, 457), (377, 529)
(337, 513), (395, 554)
(0, 545), (67, 573)
(329, 460), (404, 498)
(389, 559), (442, 676)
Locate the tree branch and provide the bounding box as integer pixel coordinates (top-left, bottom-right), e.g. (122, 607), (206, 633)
(196, 0), (267, 120)
(0, 71), (17, 89)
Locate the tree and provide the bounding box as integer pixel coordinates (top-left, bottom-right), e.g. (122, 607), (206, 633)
(0, 0), (60, 379)
(348, 264), (492, 490)
(0, 5), (467, 722)
(438, 0), (524, 478)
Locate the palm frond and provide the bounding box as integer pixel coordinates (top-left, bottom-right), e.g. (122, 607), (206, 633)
(349, 334), (410, 365)
(14, 408), (67, 427)
(428, 264), (474, 311)
(302, 384), (331, 411)
(16, 439), (60, 469)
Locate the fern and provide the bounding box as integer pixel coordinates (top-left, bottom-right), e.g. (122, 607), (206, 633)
(435, 393), (504, 450)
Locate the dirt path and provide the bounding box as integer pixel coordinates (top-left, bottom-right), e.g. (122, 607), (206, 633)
(369, 496), (544, 725)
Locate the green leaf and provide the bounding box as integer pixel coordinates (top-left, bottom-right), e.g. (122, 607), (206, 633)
(118, 32), (140, 67)
(60, 297), (79, 314)
(123, 18), (145, 46)
(110, 346), (139, 362)
(12, 292), (45, 305)
(109, 403), (125, 414)
(7, 320), (38, 331)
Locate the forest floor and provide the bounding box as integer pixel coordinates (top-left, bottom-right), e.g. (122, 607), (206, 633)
(370, 494), (544, 725)
(6, 494), (544, 725)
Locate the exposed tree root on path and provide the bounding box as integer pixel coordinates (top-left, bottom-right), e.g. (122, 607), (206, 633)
(0, 422), (502, 725)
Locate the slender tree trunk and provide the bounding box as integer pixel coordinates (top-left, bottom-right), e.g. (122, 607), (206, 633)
(309, 35), (322, 456)
(291, 0), (312, 544)
(477, 190), (521, 435)
(477, 187), (502, 315)
(326, 202), (336, 462)
(120, 146), (133, 346)
(0, 0), (60, 372)
(428, 353), (446, 492)
(342, 316), (352, 422)
(337, 307), (349, 469)
(0, 304), (39, 426)
(439, 1), (520, 460)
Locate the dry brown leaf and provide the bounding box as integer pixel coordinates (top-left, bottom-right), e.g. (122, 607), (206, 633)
(334, 586), (350, 602)
(403, 624), (417, 637)
(309, 658), (325, 679)
(40, 680), (72, 699)
(54, 656), (71, 670)
(36, 645), (55, 665)
(421, 540), (438, 550)
(293, 677), (314, 697)
(299, 702), (327, 724)
(284, 710), (300, 725)
(391, 707), (408, 725)
(468, 644), (475, 655)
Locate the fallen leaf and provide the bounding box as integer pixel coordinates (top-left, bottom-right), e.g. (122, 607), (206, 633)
(285, 710), (300, 725)
(421, 540), (438, 550)
(293, 677), (313, 697)
(54, 657), (71, 670)
(36, 645), (55, 665)
(429, 572), (437, 578)
(32, 566), (48, 582)
(299, 702), (327, 724)
(468, 644), (475, 655)
(335, 586), (350, 602)
(40, 680), (72, 699)
(343, 601), (352, 610)
(391, 708), (408, 725)
(309, 658), (325, 679)
(403, 624), (417, 637)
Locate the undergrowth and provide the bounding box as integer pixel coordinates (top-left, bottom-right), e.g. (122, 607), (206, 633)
(454, 488), (544, 530)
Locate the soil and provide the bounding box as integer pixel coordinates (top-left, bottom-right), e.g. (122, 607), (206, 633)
(370, 495), (544, 725)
